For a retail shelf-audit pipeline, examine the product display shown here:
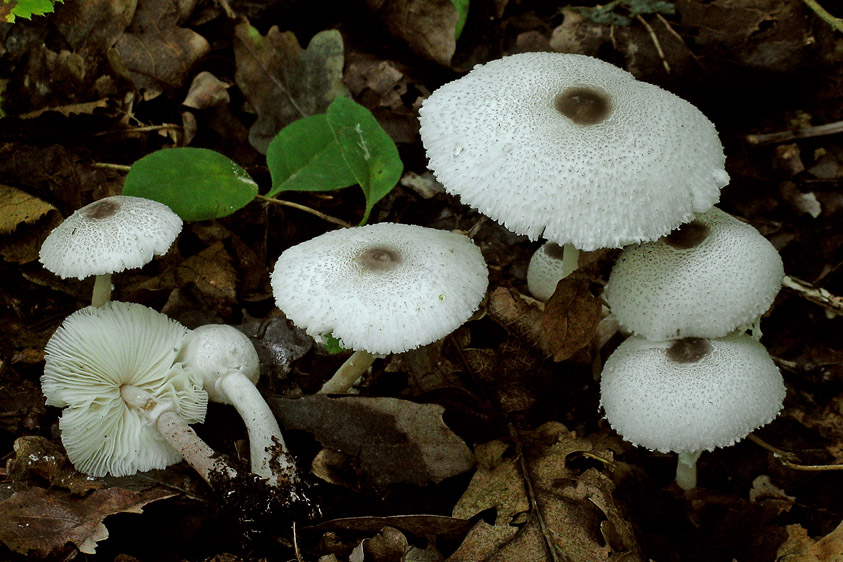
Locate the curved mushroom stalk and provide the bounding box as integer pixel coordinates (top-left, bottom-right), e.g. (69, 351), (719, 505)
(178, 324), (300, 487)
(121, 385), (237, 484)
(318, 350), (377, 394)
(675, 450), (702, 491)
(213, 370), (298, 485)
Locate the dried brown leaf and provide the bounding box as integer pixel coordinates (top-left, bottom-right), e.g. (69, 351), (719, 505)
(0, 185), (60, 264)
(365, 0), (458, 66)
(0, 485), (175, 557)
(233, 22), (348, 153)
(268, 395), (475, 489)
(777, 520), (843, 562)
(450, 422), (642, 561)
(6, 436), (104, 495)
(113, 0), (210, 99)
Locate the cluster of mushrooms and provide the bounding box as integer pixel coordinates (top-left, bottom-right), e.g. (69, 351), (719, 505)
(419, 52), (787, 490)
(37, 52), (788, 503)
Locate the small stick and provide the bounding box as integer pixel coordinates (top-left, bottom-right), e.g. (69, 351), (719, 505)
(95, 124), (182, 137)
(746, 120), (843, 145)
(255, 194), (353, 228)
(92, 163), (132, 172)
(749, 434), (843, 471)
(637, 16), (671, 74)
(781, 275), (843, 316)
(802, 0), (843, 33)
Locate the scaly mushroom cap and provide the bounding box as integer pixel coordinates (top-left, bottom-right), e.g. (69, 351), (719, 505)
(270, 223), (489, 354)
(419, 53), (728, 251)
(605, 207), (784, 340)
(40, 195), (183, 279)
(41, 302), (207, 477)
(600, 335), (785, 453)
(177, 324), (260, 404)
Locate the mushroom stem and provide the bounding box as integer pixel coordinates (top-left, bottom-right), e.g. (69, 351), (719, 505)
(217, 371), (298, 486)
(120, 384), (237, 485)
(676, 450), (702, 490)
(560, 243), (580, 279)
(91, 274), (113, 307)
(319, 350), (377, 394)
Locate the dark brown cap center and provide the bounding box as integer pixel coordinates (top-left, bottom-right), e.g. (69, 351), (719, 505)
(666, 338), (713, 364)
(664, 219), (711, 249)
(356, 246), (401, 273)
(82, 199), (122, 220)
(554, 87), (612, 125)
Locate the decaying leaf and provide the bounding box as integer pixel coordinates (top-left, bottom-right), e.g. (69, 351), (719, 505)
(233, 22), (349, 153)
(449, 422), (642, 561)
(365, 0), (459, 66)
(268, 395), (475, 489)
(0, 485), (175, 557)
(777, 520), (843, 562)
(487, 279), (601, 362)
(113, 0), (210, 99)
(6, 436), (104, 495)
(0, 184), (60, 263)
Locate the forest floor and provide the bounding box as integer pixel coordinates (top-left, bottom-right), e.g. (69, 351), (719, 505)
(0, 0), (842, 561)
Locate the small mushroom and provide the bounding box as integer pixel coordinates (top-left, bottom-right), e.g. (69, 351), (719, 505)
(270, 223), (489, 393)
(41, 302), (235, 484)
(40, 195), (183, 307)
(526, 241), (579, 301)
(419, 52), (728, 276)
(176, 324), (299, 487)
(605, 207), (785, 340)
(599, 335), (785, 490)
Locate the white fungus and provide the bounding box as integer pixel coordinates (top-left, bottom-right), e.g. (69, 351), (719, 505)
(41, 302), (207, 477)
(526, 241), (578, 301)
(605, 207), (785, 340)
(599, 335), (785, 454)
(419, 52), (728, 251)
(270, 223), (489, 355)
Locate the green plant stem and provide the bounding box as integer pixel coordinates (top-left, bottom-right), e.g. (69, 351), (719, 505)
(802, 0), (843, 33)
(255, 194), (352, 228)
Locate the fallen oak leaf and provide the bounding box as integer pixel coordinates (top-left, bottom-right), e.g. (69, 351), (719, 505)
(233, 21), (348, 154)
(0, 485), (175, 557)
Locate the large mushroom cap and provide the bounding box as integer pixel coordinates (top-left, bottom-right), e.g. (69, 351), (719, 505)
(419, 52), (728, 251)
(600, 335), (785, 453)
(605, 207), (785, 340)
(41, 302), (207, 477)
(270, 223), (489, 355)
(40, 195), (183, 279)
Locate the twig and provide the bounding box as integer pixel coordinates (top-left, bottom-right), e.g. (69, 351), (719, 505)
(217, 0), (237, 19)
(91, 163), (132, 172)
(749, 434), (843, 471)
(94, 124), (182, 137)
(802, 0), (843, 33)
(509, 423), (563, 562)
(781, 275), (843, 316)
(255, 194), (353, 228)
(637, 16), (670, 74)
(746, 120), (843, 145)
(656, 14), (708, 74)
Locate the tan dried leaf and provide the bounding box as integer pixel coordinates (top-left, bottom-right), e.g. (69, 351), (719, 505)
(777, 520), (843, 562)
(0, 184), (60, 264)
(365, 0), (458, 66)
(450, 422), (642, 561)
(6, 436), (104, 495)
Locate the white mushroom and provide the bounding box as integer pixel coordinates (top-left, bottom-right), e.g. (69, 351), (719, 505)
(526, 241), (579, 301)
(270, 223), (489, 393)
(419, 52), (728, 276)
(600, 335), (785, 489)
(40, 196), (183, 307)
(41, 302), (235, 484)
(177, 324), (298, 487)
(605, 207), (785, 340)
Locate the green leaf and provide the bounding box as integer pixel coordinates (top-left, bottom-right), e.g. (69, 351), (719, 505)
(3, 0), (63, 23)
(627, 0), (675, 17)
(326, 97), (403, 224)
(450, 0), (469, 39)
(322, 333), (344, 354)
(266, 114), (358, 197)
(123, 148), (258, 221)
